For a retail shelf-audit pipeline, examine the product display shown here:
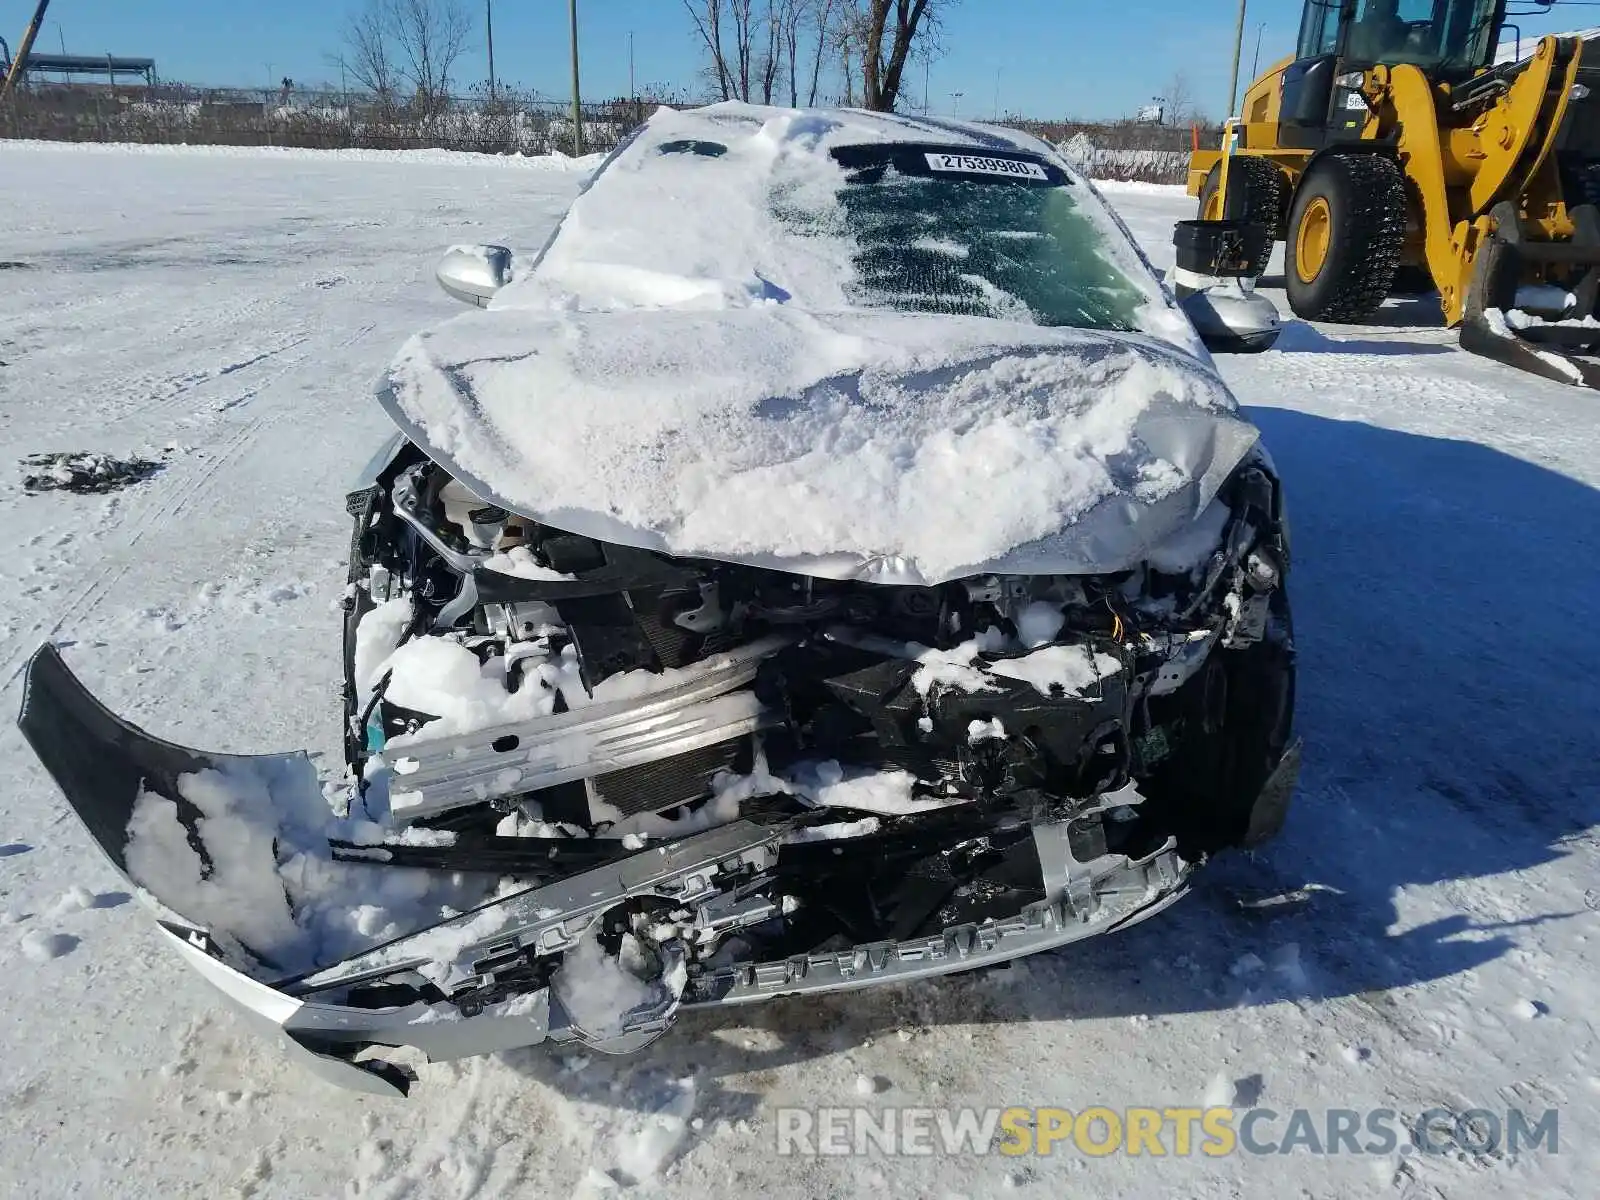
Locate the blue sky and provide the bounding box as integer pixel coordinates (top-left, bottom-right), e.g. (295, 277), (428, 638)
(4, 1), (1590, 119)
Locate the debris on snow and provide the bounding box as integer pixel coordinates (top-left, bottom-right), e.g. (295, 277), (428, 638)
(21, 451), (165, 494)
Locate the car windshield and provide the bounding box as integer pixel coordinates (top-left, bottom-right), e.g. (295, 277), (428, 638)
(777, 143), (1147, 333)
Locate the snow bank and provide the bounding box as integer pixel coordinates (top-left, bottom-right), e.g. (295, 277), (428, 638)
(1091, 179), (1190, 198)
(0, 138), (606, 171)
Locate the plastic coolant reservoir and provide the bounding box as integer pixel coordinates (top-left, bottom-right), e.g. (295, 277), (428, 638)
(438, 478), (504, 549)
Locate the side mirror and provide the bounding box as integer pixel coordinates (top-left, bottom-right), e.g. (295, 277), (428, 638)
(435, 244), (514, 307)
(1180, 283), (1282, 354)
(1172, 218), (1282, 354)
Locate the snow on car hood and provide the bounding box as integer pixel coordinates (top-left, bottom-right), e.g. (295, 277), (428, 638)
(380, 102), (1257, 585)
(381, 305), (1259, 585)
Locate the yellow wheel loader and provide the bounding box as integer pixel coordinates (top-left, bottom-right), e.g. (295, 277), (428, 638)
(1188, 0), (1600, 386)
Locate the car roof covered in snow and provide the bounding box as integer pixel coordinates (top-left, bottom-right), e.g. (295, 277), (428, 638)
(380, 103), (1257, 586)
(486, 102), (1198, 350)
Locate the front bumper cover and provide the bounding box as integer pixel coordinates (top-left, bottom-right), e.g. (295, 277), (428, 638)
(18, 643), (1299, 1097)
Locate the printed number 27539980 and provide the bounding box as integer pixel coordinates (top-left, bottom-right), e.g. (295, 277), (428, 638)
(923, 153), (1049, 180)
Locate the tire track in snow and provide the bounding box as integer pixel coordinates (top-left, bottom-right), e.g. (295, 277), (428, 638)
(0, 400), (288, 690)
(0, 310), (384, 689)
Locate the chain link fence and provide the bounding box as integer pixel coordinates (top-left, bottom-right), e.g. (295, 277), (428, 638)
(0, 82), (652, 156)
(1012, 119), (1220, 184)
(1, 83), (1216, 183)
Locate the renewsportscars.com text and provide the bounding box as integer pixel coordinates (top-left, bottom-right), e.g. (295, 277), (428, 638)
(773, 1105), (1559, 1158)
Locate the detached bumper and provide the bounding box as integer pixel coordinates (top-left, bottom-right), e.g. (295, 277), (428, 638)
(162, 818), (1191, 1097)
(17, 643), (1217, 1096)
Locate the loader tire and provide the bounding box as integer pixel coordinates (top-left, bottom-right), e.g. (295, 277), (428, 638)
(1198, 155), (1284, 276)
(1285, 153), (1406, 323)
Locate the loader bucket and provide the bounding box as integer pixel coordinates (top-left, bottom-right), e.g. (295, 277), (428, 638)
(1460, 201), (1600, 388)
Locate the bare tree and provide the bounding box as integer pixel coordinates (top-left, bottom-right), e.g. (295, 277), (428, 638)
(777, 0), (801, 106)
(388, 0), (472, 117)
(686, 0), (842, 107)
(860, 0), (949, 112)
(336, 0), (471, 117)
(339, 3), (398, 105)
(686, 0), (763, 101)
(805, 0), (839, 106)
(1161, 70), (1195, 127)
(836, 0), (869, 107)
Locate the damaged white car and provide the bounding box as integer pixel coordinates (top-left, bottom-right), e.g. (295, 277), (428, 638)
(18, 104), (1298, 1096)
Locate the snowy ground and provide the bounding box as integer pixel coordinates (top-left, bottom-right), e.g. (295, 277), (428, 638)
(1, 144), (1598, 1199)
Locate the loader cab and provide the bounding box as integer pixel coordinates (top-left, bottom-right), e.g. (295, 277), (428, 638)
(1278, 0), (1506, 148)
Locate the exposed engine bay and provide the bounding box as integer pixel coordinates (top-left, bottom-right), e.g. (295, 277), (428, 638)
(152, 434), (1307, 1087)
(346, 438), (1293, 850)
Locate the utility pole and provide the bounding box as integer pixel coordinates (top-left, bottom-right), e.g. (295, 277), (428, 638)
(950, 90), (963, 118)
(1251, 21), (1266, 80)
(485, 0), (496, 100)
(992, 66), (1000, 121)
(569, 0), (583, 156)
(629, 30), (635, 100)
(1226, 0), (1248, 119)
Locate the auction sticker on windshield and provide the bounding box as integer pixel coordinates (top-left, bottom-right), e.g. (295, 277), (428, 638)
(924, 152), (1049, 180)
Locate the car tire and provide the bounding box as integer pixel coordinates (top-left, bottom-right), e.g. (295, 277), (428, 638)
(1285, 153), (1406, 322)
(1198, 156), (1284, 276)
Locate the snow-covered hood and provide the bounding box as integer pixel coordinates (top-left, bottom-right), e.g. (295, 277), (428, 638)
(380, 304), (1259, 585)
